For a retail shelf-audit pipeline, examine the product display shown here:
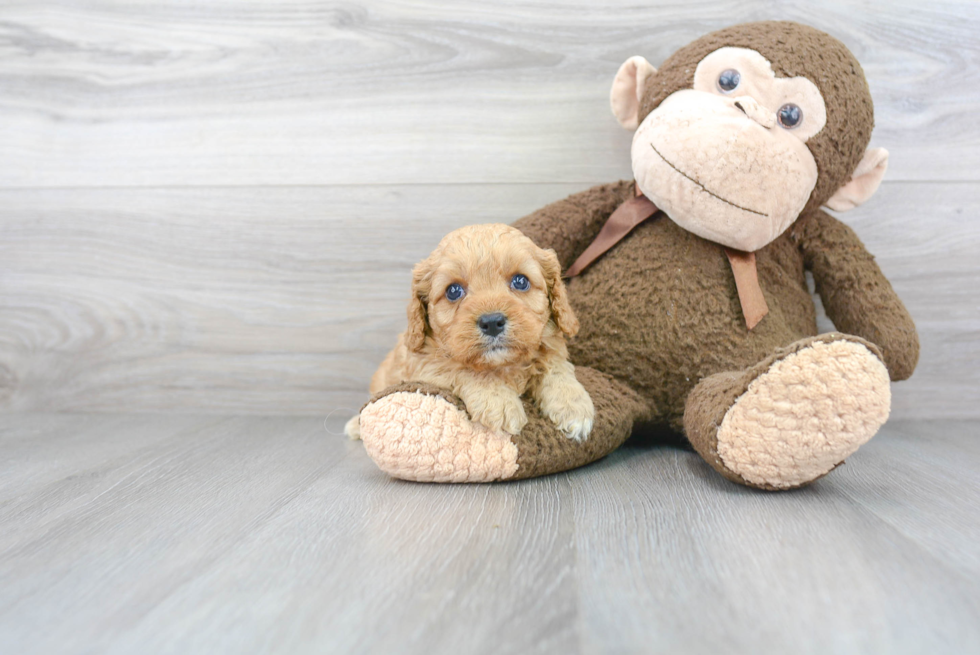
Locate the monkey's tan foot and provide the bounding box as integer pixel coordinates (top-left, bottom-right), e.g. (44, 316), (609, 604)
(356, 368), (649, 483)
(359, 382), (520, 483)
(684, 334), (891, 490)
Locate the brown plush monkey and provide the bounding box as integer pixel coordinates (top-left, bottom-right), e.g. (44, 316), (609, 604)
(356, 21), (919, 490)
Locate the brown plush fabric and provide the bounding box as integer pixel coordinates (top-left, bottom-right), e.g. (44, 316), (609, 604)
(515, 180), (637, 274)
(521, 186), (800, 429)
(362, 380), (468, 414)
(509, 366), (650, 480)
(513, 180), (918, 489)
(639, 21), (874, 214)
(683, 333), (883, 490)
(516, 183), (915, 431)
(791, 210), (920, 380)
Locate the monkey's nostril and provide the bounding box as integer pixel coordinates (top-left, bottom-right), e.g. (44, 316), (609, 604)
(732, 99), (774, 129)
(478, 312), (507, 337)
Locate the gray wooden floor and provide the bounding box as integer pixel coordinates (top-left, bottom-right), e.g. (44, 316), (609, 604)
(1, 414), (978, 654)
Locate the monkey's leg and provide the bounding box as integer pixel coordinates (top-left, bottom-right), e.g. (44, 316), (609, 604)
(357, 367), (649, 482)
(684, 334), (891, 490)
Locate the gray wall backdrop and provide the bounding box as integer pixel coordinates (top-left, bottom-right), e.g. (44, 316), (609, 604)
(1, 1), (978, 418)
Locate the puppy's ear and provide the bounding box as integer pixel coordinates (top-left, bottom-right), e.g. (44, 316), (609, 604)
(405, 257), (432, 352)
(538, 247), (579, 338)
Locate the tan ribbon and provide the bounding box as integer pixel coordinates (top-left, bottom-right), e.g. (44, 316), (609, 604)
(564, 193), (658, 278)
(564, 184), (769, 330)
(723, 249), (769, 330)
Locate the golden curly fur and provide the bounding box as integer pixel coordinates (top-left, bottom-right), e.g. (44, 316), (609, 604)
(346, 224), (594, 440)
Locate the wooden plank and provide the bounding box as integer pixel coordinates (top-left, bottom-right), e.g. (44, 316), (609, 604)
(0, 413), (580, 654)
(569, 419), (980, 653)
(0, 414), (977, 653)
(0, 183), (581, 414)
(0, 415), (352, 652)
(835, 420), (980, 575)
(0, 1), (978, 187)
(103, 447), (579, 655)
(0, 413), (214, 504)
(1, 181), (976, 417)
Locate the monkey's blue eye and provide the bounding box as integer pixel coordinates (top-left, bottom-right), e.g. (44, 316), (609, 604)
(717, 69), (740, 93)
(778, 104), (803, 128)
(445, 283), (465, 301)
(510, 274), (530, 291)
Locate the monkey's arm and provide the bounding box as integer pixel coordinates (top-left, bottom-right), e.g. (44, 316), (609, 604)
(792, 210), (919, 381)
(512, 180), (634, 269)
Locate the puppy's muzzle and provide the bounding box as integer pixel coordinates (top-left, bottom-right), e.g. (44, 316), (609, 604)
(478, 312), (507, 338)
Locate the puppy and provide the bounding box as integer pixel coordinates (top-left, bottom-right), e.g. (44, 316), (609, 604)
(345, 223), (594, 441)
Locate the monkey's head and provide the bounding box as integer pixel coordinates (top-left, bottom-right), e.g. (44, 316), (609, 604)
(611, 21), (887, 252)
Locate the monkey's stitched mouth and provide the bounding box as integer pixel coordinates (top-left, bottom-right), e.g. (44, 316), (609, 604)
(649, 143), (768, 218)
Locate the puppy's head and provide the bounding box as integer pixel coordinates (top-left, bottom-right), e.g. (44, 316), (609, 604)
(406, 224), (578, 369)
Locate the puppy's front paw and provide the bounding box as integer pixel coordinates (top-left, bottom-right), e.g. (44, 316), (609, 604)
(560, 416), (594, 443)
(468, 392), (528, 436)
(344, 415), (362, 440)
(538, 371), (595, 442)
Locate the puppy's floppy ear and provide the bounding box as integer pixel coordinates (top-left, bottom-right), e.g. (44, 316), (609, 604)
(405, 257), (433, 352)
(537, 247), (579, 338)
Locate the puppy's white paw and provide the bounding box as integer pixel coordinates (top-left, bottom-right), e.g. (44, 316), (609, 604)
(468, 392), (528, 436)
(538, 370), (595, 442)
(561, 417), (594, 443)
(344, 415), (362, 440)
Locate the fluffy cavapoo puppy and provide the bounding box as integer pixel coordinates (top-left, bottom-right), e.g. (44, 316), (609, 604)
(345, 223), (594, 441)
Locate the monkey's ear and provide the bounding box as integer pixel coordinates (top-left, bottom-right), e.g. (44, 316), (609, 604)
(610, 56), (657, 130)
(538, 248), (579, 338)
(825, 148), (889, 212)
(405, 259), (432, 353)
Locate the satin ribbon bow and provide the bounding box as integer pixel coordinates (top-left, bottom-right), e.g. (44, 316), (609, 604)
(563, 185), (769, 330)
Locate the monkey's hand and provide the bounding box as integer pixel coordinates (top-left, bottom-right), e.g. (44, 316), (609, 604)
(795, 210), (919, 381)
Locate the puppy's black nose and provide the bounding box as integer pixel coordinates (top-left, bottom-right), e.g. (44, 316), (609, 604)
(478, 312), (507, 337)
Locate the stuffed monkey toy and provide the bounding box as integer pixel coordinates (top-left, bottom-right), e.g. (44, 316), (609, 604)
(355, 21), (919, 490)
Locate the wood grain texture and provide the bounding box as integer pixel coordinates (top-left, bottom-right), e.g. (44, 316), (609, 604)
(1, 182), (977, 417)
(1, 0), (979, 187)
(0, 414), (977, 653)
(1, 2), (978, 415)
(0, 183), (583, 414)
(571, 423), (980, 653)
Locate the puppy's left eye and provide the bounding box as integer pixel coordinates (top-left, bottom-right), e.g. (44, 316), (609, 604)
(445, 283), (465, 302)
(510, 274), (530, 291)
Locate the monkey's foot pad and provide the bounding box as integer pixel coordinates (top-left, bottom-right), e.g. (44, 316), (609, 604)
(359, 388), (519, 483)
(717, 339), (891, 489)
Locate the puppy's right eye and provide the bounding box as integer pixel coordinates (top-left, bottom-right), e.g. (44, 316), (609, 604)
(445, 283), (465, 302)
